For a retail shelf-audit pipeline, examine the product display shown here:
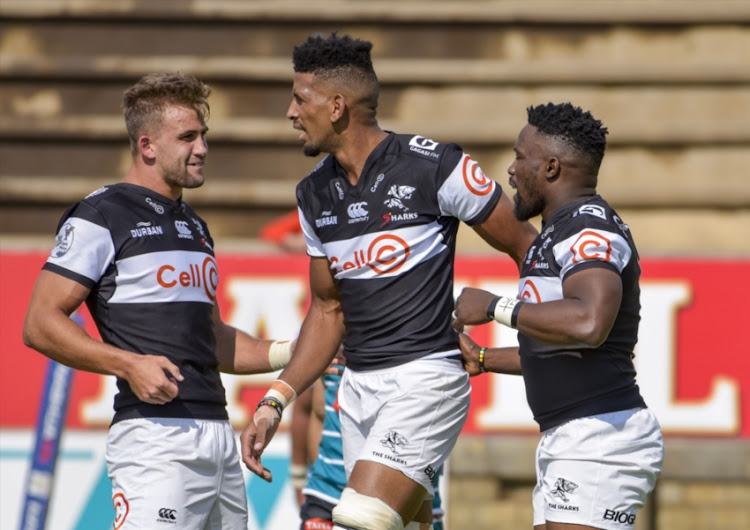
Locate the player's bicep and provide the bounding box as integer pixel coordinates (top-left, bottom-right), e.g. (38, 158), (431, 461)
(309, 256), (340, 304)
(562, 267), (622, 343)
(28, 270), (91, 316)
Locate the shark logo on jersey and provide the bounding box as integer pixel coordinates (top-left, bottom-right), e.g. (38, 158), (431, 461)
(551, 478), (579, 503)
(380, 431), (408, 454)
(383, 185), (415, 211)
(52, 223), (75, 257)
(174, 220), (194, 239)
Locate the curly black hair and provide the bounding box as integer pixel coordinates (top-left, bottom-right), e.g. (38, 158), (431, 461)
(292, 33), (379, 111)
(293, 32), (375, 74)
(527, 102), (608, 173)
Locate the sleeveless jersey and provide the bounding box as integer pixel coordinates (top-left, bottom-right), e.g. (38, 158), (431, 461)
(516, 195), (646, 431)
(296, 133), (502, 370)
(42, 183), (227, 424)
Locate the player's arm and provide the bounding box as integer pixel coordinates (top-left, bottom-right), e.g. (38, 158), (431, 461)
(455, 267), (622, 348)
(212, 303), (294, 374)
(457, 331), (522, 376)
(472, 191), (538, 270)
(241, 256), (344, 480)
(23, 270), (183, 404)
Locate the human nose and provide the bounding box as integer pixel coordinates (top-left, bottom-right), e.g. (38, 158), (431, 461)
(286, 99), (298, 120)
(195, 136), (208, 157)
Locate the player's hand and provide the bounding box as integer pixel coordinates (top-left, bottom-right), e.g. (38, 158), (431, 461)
(453, 287), (497, 330)
(240, 406), (281, 482)
(124, 355), (184, 404)
(324, 345), (346, 376)
(458, 332), (482, 376)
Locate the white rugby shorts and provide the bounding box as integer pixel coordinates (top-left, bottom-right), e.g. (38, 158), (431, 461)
(106, 417), (247, 530)
(338, 357), (471, 495)
(532, 407), (664, 530)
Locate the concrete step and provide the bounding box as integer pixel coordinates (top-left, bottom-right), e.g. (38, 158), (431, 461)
(3, 0), (748, 24)
(1, 146), (747, 209)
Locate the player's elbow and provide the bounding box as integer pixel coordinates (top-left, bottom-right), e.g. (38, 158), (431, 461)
(22, 315), (43, 351)
(573, 318), (611, 347)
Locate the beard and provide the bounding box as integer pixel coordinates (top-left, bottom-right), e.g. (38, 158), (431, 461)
(303, 143), (321, 157)
(513, 189), (545, 221)
(161, 161), (204, 190)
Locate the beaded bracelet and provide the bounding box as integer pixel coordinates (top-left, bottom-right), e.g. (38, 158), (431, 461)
(256, 396), (284, 418)
(478, 347), (487, 374)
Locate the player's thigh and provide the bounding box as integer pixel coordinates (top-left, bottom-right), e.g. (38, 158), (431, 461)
(106, 418), (235, 530)
(205, 423), (249, 529)
(341, 358), (470, 496)
(535, 408), (663, 530)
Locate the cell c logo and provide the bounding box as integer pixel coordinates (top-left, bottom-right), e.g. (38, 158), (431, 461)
(462, 156), (493, 196)
(113, 492), (129, 530)
(157, 256), (219, 301)
(368, 234), (411, 274)
(570, 230), (612, 263)
(519, 279), (541, 303)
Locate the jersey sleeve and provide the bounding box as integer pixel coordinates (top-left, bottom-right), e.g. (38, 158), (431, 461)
(436, 149), (501, 225)
(42, 201), (116, 289)
(552, 226), (633, 280)
(297, 206), (326, 258)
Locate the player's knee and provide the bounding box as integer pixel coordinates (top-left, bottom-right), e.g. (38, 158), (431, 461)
(332, 487), (404, 530)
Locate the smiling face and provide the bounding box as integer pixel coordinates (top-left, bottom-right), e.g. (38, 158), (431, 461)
(287, 72), (338, 157)
(150, 104), (208, 191)
(508, 124), (549, 221)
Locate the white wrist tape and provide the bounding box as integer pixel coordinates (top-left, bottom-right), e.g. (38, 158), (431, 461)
(266, 379), (297, 408)
(268, 340), (292, 370)
(492, 296), (522, 328)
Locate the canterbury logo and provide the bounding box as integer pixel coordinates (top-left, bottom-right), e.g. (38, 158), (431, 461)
(347, 202), (369, 219)
(158, 508), (177, 520)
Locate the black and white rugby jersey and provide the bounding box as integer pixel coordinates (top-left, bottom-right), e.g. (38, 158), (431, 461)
(516, 195), (646, 431)
(43, 183), (227, 424)
(297, 132), (502, 370)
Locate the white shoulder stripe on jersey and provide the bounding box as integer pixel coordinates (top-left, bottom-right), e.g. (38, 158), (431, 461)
(299, 206), (326, 257)
(108, 250), (218, 304)
(323, 221), (447, 280)
(437, 153), (496, 221)
(554, 228), (632, 279)
(46, 217), (115, 282)
(517, 276), (564, 304)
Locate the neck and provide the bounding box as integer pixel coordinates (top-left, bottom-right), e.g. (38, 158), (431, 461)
(541, 187), (597, 221)
(123, 163), (181, 201)
(333, 126), (388, 185)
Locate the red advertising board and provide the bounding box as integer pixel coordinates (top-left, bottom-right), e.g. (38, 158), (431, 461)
(1, 250), (748, 438)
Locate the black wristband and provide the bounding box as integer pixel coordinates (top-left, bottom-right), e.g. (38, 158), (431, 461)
(257, 396), (284, 418)
(478, 347), (487, 374)
(486, 296), (501, 321)
(510, 301), (523, 329)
